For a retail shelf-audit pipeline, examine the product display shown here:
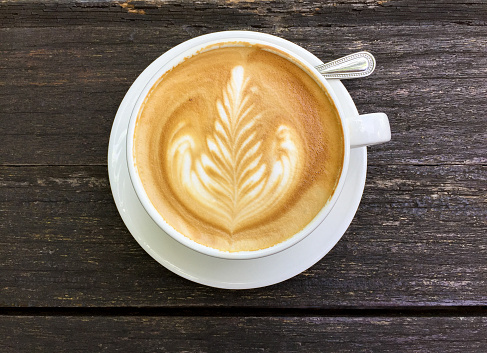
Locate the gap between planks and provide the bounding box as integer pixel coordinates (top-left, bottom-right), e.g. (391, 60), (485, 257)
(1, 306), (486, 318)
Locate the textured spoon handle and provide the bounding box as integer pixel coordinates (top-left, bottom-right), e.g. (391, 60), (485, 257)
(315, 51), (376, 79)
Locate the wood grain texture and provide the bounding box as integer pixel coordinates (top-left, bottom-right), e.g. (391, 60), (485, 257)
(0, 0), (486, 326)
(1, 165), (485, 307)
(2, 316), (487, 352)
(1, 24), (486, 165)
(0, 0), (486, 28)
(1, 3), (486, 353)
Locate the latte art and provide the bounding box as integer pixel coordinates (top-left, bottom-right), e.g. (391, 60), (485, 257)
(167, 66), (304, 233)
(134, 45), (344, 252)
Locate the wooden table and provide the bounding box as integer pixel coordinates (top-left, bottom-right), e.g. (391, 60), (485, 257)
(1, 1), (486, 351)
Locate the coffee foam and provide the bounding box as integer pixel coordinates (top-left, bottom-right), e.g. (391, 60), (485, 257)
(134, 44), (344, 252)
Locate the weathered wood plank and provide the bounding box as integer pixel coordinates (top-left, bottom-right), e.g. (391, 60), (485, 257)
(0, 0), (486, 28)
(1, 25), (486, 165)
(1, 165), (485, 307)
(2, 315), (486, 352)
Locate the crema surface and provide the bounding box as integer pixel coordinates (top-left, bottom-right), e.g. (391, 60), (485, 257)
(134, 45), (344, 252)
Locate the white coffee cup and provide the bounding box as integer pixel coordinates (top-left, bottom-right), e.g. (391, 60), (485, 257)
(126, 31), (390, 260)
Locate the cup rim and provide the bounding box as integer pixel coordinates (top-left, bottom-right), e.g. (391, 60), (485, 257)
(126, 33), (351, 260)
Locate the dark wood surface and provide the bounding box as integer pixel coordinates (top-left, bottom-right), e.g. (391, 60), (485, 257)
(3, 316), (487, 352)
(1, 0), (486, 351)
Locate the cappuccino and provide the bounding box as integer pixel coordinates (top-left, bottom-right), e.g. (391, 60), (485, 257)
(133, 44), (344, 252)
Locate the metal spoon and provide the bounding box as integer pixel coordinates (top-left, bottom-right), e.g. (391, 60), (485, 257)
(315, 51), (376, 79)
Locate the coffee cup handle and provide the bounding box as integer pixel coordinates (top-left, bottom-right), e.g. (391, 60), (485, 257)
(347, 113), (391, 148)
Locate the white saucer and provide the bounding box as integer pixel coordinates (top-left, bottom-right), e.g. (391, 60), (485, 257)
(108, 31), (367, 289)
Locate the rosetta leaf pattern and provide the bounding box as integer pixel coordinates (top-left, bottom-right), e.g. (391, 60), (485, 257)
(167, 66), (303, 233)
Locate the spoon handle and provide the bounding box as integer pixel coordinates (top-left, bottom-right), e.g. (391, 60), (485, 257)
(315, 51), (376, 79)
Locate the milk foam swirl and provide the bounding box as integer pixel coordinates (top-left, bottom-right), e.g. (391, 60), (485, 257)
(167, 66), (304, 233)
(134, 45), (344, 251)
